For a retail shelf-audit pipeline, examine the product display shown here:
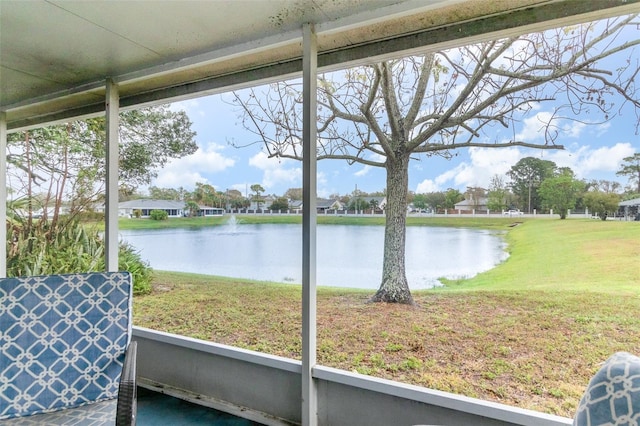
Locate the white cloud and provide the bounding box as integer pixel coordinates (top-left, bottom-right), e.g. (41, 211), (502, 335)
(414, 141), (634, 194)
(169, 98), (206, 117)
(248, 151), (274, 170)
(415, 147), (521, 192)
(354, 166), (371, 177)
(415, 166), (466, 193)
(317, 171), (328, 189)
(415, 179), (439, 193)
(563, 121), (586, 138)
(581, 143), (634, 173)
(316, 172), (332, 198)
(151, 142), (235, 190)
(152, 170), (210, 190)
(517, 111), (590, 143)
(594, 122), (611, 136)
(516, 112), (553, 141)
(468, 147), (522, 173)
(189, 143), (235, 171)
(436, 166), (466, 186)
(353, 153), (385, 177)
(546, 142), (635, 178)
(248, 151), (301, 190)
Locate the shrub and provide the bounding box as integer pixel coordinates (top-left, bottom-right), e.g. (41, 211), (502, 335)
(150, 209), (168, 220)
(583, 191), (620, 221)
(269, 197), (289, 211)
(118, 241), (152, 294)
(76, 210), (105, 221)
(6, 211), (153, 295)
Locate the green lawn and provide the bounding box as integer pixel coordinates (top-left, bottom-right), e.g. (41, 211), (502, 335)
(440, 219), (639, 292)
(133, 218), (640, 417)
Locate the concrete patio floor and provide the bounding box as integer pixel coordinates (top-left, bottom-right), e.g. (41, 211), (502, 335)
(137, 387), (263, 426)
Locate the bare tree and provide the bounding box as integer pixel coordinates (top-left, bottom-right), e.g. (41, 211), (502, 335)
(616, 153), (640, 194)
(588, 179), (623, 194)
(232, 15), (640, 304)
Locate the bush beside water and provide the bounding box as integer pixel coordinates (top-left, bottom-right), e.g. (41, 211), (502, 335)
(7, 212), (152, 294)
(150, 209), (168, 220)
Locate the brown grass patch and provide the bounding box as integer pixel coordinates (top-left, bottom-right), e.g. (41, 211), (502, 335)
(134, 273), (640, 418)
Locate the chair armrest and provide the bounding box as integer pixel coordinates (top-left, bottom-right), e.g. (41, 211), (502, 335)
(116, 341), (137, 426)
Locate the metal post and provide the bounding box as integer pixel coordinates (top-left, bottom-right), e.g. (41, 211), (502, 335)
(301, 22), (318, 426)
(0, 112), (7, 277)
(105, 79), (120, 271)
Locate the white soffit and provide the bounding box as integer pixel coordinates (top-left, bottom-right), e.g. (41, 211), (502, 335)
(1, 0), (639, 131)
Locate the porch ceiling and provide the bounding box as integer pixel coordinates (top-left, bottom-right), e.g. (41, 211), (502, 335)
(1, 0), (639, 131)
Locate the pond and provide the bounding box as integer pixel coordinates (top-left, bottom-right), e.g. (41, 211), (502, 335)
(119, 221), (508, 290)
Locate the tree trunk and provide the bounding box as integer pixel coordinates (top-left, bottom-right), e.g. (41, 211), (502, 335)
(370, 153), (414, 305)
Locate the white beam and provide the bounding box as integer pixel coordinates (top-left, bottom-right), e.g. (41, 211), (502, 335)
(0, 112), (7, 277)
(301, 22), (318, 426)
(105, 79), (119, 271)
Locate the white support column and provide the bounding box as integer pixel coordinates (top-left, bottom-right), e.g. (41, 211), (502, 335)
(301, 22), (318, 426)
(105, 79), (120, 271)
(0, 112), (7, 277)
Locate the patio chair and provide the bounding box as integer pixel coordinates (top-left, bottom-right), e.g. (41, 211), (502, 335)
(573, 351), (640, 426)
(0, 272), (137, 425)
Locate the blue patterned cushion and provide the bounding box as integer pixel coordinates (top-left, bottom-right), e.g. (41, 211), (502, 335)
(0, 399), (116, 425)
(0, 272), (132, 420)
(574, 352), (640, 426)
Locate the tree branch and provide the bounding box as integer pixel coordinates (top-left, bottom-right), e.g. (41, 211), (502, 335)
(414, 140), (564, 154)
(405, 54), (435, 130)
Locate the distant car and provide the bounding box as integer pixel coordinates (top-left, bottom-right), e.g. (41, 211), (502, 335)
(503, 209), (523, 217)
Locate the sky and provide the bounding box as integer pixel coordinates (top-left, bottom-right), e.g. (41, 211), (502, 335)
(149, 21), (640, 199)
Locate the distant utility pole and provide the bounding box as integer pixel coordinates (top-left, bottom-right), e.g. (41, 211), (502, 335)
(528, 176), (532, 214)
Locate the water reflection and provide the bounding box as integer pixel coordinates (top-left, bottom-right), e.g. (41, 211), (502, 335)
(120, 223), (508, 290)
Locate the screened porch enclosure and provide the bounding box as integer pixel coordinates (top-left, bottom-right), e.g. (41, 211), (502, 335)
(1, 1), (639, 425)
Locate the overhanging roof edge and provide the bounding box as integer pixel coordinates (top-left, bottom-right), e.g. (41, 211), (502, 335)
(5, 0), (640, 132)
(317, 0), (640, 70)
(2, 0), (459, 113)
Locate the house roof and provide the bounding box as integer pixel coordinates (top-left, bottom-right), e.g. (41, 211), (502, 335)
(358, 196), (386, 203)
(316, 198), (341, 208)
(288, 199), (340, 208)
(619, 197), (640, 207)
(118, 199), (185, 210)
(3, 0), (638, 132)
(454, 198), (488, 208)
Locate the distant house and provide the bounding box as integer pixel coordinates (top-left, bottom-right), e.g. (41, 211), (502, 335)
(290, 198), (343, 212)
(248, 195), (275, 211)
(407, 203), (429, 213)
(619, 197), (640, 219)
(363, 196), (386, 210)
(317, 198), (343, 212)
(118, 199), (223, 218)
(454, 197), (488, 212)
(348, 196), (386, 211)
(198, 207), (225, 216)
(454, 187), (489, 212)
(119, 199), (185, 218)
